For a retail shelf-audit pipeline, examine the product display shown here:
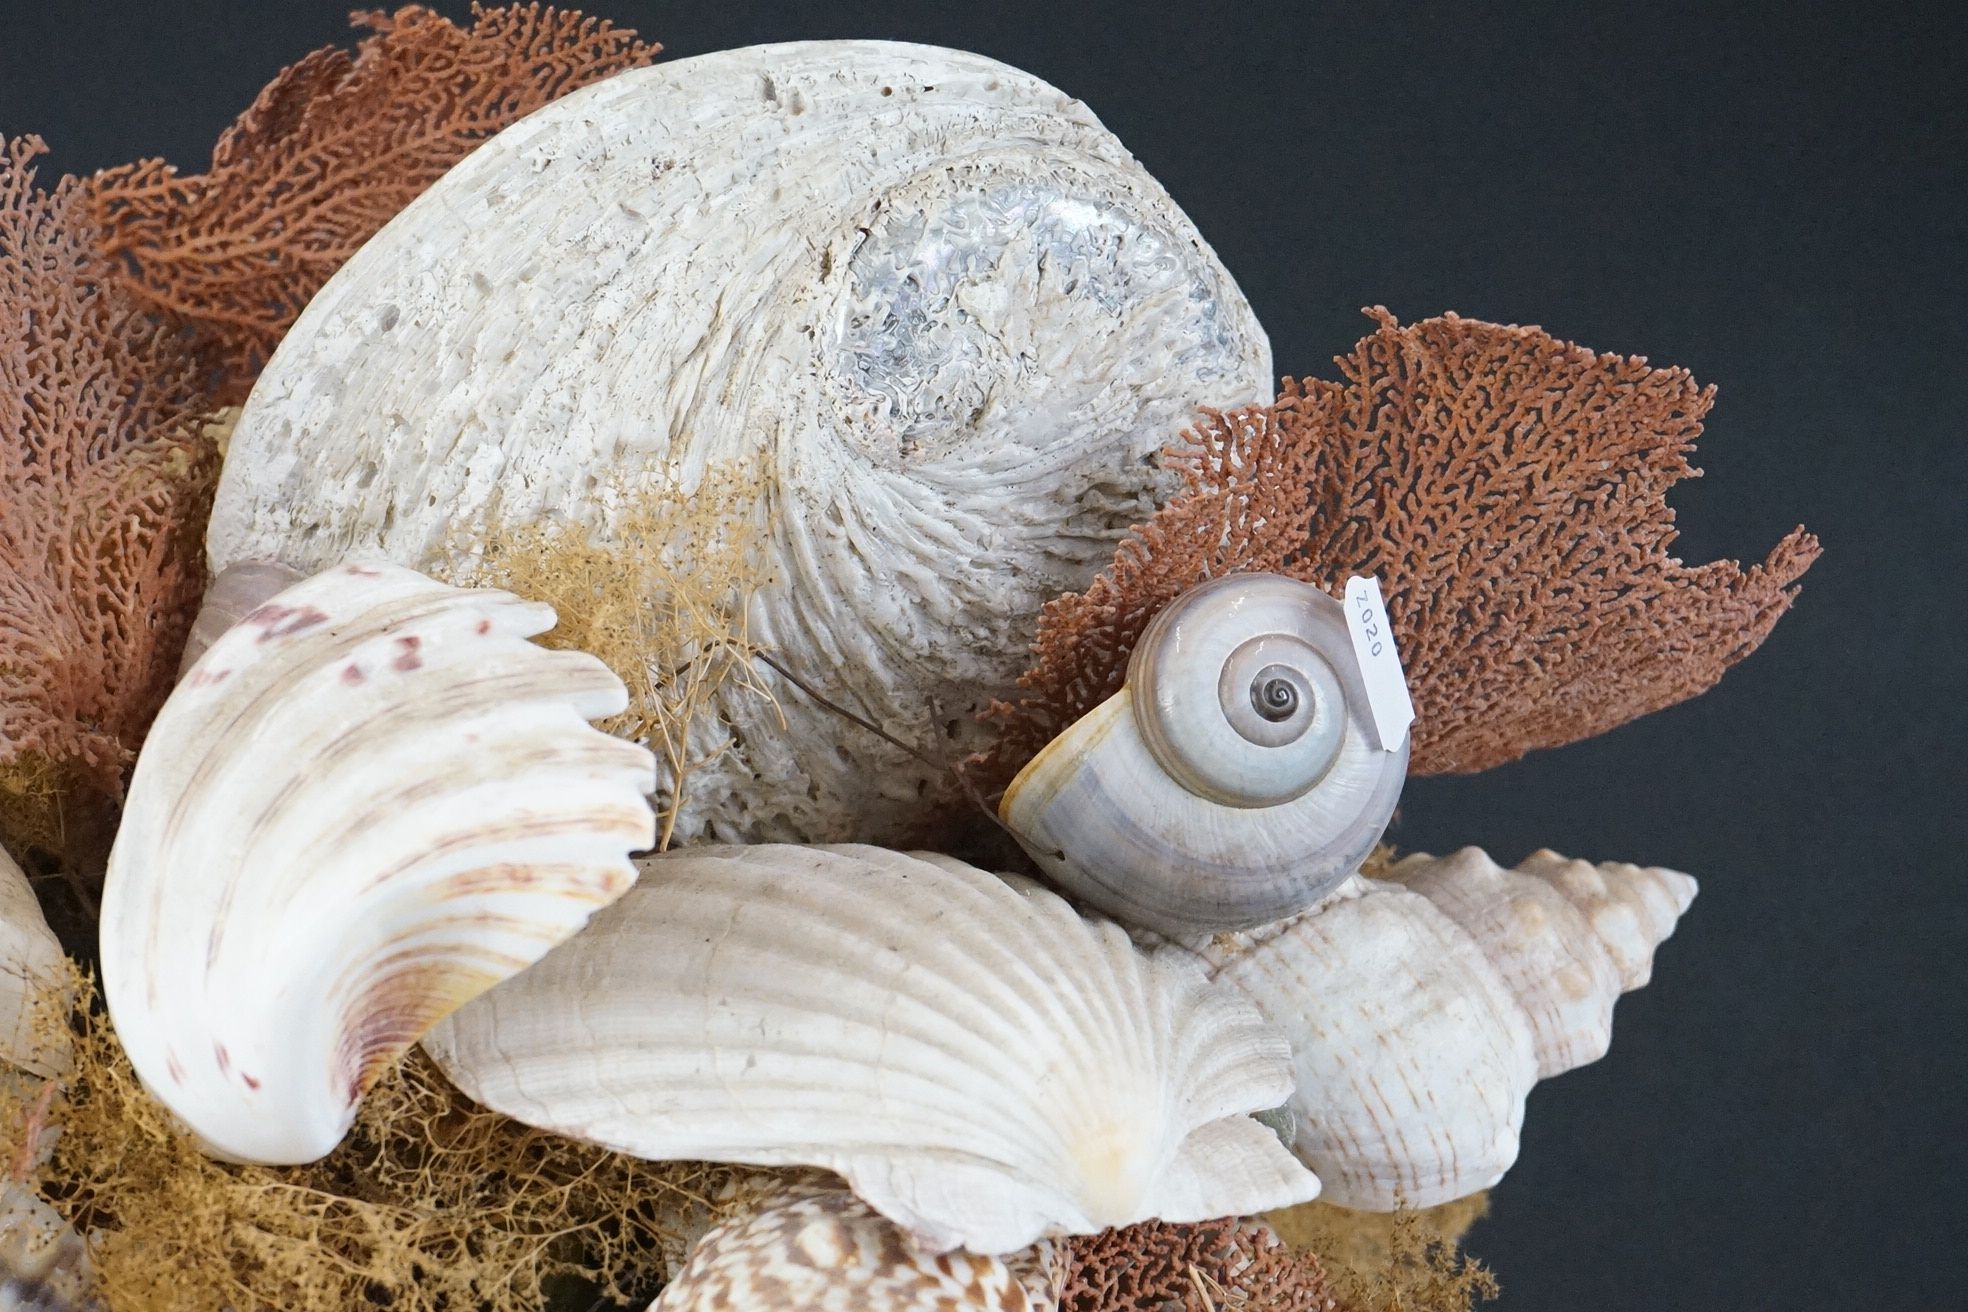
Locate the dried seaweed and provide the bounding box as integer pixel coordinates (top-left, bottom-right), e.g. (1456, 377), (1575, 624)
(1060, 1217), (1340, 1311)
(1264, 1197), (1498, 1312)
(0, 137), (216, 863)
(980, 309), (1820, 787)
(86, 4), (662, 402)
(436, 472), (781, 851)
(5, 965), (743, 1312)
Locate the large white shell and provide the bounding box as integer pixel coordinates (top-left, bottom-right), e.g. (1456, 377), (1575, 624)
(1196, 877), (1537, 1210)
(1192, 848), (1698, 1209)
(98, 563), (656, 1164)
(1, 846), (67, 1079)
(652, 1179), (1062, 1312)
(424, 844), (1317, 1253)
(1390, 847), (1698, 1077)
(207, 40), (1272, 849)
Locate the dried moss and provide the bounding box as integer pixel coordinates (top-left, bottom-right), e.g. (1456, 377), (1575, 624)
(7, 966), (750, 1312)
(1264, 1196), (1497, 1312)
(437, 473), (781, 850)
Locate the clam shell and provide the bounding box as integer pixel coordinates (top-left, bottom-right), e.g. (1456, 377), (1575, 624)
(98, 563), (655, 1164)
(206, 40), (1271, 848)
(652, 1179), (1063, 1312)
(1, 846), (67, 1079)
(423, 844), (1317, 1253)
(1390, 847), (1697, 1077)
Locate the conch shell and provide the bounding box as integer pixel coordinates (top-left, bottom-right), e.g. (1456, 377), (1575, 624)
(1002, 573), (1408, 935)
(424, 844), (1318, 1253)
(653, 1179), (1063, 1312)
(1193, 848), (1696, 1209)
(204, 40), (1272, 849)
(98, 563), (656, 1164)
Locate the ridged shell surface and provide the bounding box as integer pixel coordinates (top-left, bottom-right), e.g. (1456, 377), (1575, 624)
(207, 40), (1272, 849)
(1391, 847), (1697, 1077)
(424, 844), (1317, 1253)
(1195, 877), (1538, 1210)
(652, 1180), (1063, 1312)
(99, 563), (656, 1164)
(1, 847), (67, 1079)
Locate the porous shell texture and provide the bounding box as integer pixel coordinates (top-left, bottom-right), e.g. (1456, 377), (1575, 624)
(0, 846), (67, 1078)
(1389, 847), (1698, 1076)
(98, 563), (656, 1164)
(0, 1181), (100, 1312)
(424, 844), (1317, 1253)
(651, 1179), (1063, 1312)
(1193, 848), (1696, 1210)
(206, 40), (1271, 848)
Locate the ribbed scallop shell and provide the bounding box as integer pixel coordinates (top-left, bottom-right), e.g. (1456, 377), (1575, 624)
(652, 1180), (1063, 1312)
(1391, 847), (1698, 1077)
(1194, 877), (1538, 1210)
(99, 563), (656, 1164)
(205, 40), (1271, 849)
(423, 844), (1316, 1253)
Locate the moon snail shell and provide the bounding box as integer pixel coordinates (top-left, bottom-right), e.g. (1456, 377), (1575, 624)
(1001, 573), (1408, 935)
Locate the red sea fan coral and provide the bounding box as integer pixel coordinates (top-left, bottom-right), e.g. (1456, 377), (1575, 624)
(0, 137), (215, 845)
(1060, 1217), (1340, 1312)
(982, 309), (1820, 785)
(86, 4), (662, 401)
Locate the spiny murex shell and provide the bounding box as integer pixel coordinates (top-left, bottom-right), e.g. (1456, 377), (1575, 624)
(652, 1179), (1063, 1312)
(99, 563), (656, 1164)
(1192, 848), (1696, 1209)
(424, 844), (1317, 1253)
(206, 40), (1272, 848)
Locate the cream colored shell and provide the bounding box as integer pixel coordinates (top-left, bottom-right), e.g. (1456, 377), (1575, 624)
(424, 844), (1318, 1253)
(98, 563), (656, 1164)
(651, 1179), (1062, 1312)
(207, 40), (1272, 849)
(0, 1182), (99, 1312)
(1390, 846), (1698, 1076)
(1, 846), (67, 1079)
(1193, 848), (1696, 1210)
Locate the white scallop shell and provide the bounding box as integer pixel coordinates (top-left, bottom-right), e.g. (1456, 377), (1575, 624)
(1, 846), (67, 1079)
(423, 843), (1317, 1253)
(98, 563), (656, 1164)
(1390, 846), (1698, 1076)
(1192, 848), (1698, 1209)
(206, 40), (1270, 849)
(652, 1179), (1063, 1312)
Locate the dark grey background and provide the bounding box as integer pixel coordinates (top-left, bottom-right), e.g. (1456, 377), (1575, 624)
(3, 3), (1960, 1308)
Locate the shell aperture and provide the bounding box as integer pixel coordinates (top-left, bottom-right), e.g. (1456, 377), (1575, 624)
(1001, 574), (1408, 935)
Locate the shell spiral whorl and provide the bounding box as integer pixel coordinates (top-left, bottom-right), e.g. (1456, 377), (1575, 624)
(1003, 574), (1408, 936)
(207, 41), (1272, 848)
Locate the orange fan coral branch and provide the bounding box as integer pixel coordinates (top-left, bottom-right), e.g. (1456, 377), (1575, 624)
(982, 309), (1819, 786)
(86, 4), (662, 401)
(1, 136), (215, 836)
(1060, 1217), (1341, 1311)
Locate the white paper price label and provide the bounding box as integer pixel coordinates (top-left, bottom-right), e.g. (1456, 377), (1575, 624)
(1342, 575), (1415, 752)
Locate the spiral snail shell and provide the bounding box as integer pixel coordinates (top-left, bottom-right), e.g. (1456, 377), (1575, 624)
(1001, 573), (1407, 935)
